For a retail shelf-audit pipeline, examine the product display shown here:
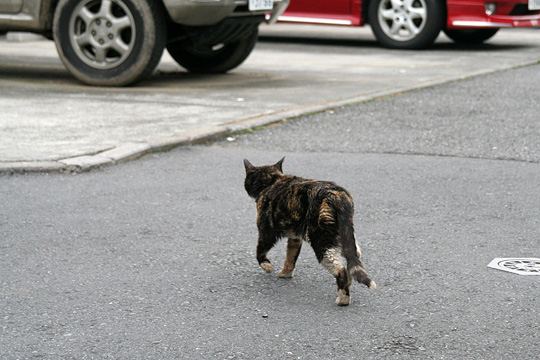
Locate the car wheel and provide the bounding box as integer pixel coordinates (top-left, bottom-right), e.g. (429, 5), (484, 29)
(443, 29), (499, 44)
(369, 0), (444, 49)
(53, 0), (166, 86)
(167, 28), (258, 74)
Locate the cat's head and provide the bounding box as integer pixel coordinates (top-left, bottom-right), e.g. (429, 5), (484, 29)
(243, 157), (285, 199)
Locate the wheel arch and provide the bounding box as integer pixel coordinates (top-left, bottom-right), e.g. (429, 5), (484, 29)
(45, 0), (171, 36)
(361, 0), (448, 25)
(42, 0), (61, 33)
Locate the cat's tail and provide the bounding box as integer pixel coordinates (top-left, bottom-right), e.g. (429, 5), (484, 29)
(337, 204), (376, 289)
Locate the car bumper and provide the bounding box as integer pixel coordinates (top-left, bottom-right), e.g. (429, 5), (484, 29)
(163, 0), (289, 26)
(447, 0), (540, 29)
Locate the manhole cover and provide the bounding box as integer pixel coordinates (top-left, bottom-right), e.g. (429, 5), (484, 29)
(488, 258), (540, 276)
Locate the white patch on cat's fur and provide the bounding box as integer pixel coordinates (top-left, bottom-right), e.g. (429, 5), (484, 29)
(349, 265), (364, 275)
(336, 289), (350, 306)
(321, 247), (345, 276)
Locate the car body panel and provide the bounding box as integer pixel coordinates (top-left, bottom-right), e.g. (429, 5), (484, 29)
(280, 0), (540, 29)
(0, 0), (24, 14)
(446, 0), (540, 29)
(0, 0), (55, 31)
(163, 0), (247, 26)
(0, 0), (289, 31)
(283, 0), (361, 25)
(163, 0), (289, 26)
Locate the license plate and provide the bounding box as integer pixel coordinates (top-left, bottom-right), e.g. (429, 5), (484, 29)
(530, 0), (540, 10)
(249, 0), (273, 11)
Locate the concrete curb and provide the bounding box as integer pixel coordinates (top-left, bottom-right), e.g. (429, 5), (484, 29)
(1, 59), (538, 174)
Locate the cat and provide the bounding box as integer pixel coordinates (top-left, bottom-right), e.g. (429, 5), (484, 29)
(243, 157), (376, 306)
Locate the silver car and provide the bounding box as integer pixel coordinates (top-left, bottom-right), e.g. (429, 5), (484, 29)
(0, 0), (288, 86)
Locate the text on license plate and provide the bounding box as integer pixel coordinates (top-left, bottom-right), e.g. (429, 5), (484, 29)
(249, 0), (273, 11)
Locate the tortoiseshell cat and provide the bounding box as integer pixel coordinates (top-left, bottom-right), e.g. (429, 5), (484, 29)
(243, 157), (375, 306)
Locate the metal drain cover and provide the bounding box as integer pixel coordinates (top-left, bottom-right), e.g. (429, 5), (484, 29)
(488, 258), (540, 275)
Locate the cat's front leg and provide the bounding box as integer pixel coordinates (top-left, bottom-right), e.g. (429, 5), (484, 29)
(256, 232), (278, 273)
(278, 237), (302, 278)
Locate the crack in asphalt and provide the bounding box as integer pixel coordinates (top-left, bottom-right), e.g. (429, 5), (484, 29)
(297, 149), (540, 164)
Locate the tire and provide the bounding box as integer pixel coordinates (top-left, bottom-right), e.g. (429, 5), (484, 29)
(443, 29), (499, 44)
(53, 0), (166, 86)
(167, 28), (258, 74)
(369, 0), (444, 49)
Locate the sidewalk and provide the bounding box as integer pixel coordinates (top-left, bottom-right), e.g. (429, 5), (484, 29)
(1, 25), (539, 172)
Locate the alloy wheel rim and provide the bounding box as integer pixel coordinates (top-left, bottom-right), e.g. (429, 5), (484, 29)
(378, 0), (427, 42)
(69, 0), (136, 69)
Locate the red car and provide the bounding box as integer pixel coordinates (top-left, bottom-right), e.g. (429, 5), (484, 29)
(280, 0), (540, 49)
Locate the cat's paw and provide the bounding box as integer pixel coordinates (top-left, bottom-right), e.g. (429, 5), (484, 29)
(277, 270), (294, 278)
(260, 262), (274, 273)
(335, 290), (350, 306)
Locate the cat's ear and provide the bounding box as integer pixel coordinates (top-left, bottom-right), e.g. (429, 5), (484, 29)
(243, 159), (255, 172)
(274, 157), (285, 172)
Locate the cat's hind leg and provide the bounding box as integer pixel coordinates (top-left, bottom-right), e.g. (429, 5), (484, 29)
(318, 246), (352, 306)
(278, 238), (302, 278)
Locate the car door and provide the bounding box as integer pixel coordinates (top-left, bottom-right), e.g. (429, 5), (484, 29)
(282, 0), (356, 25)
(0, 0), (23, 13)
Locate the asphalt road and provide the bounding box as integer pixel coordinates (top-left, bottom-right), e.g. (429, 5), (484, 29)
(1, 64), (539, 359)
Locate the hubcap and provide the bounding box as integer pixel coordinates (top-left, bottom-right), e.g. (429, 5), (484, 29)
(378, 0), (427, 42)
(69, 0), (136, 69)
